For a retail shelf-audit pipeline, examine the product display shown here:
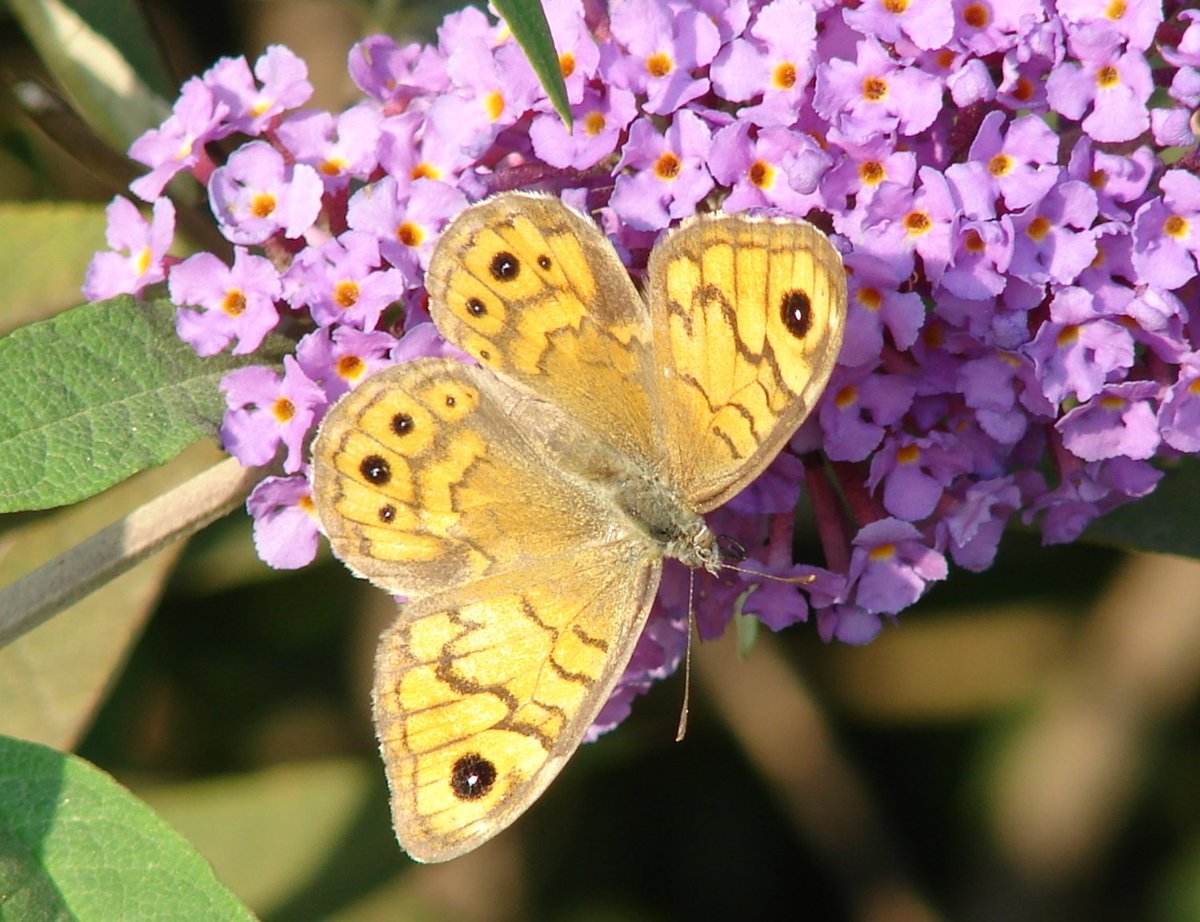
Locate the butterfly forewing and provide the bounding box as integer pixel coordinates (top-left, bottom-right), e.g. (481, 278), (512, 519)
(645, 215), (847, 511)
(425, 193), (667, 470)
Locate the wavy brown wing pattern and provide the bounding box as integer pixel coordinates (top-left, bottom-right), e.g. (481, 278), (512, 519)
(311, 357), (637, 598)
(645, 214), (847, 511)
(425, 193), (666, 471)
(373, 546), (661, 863)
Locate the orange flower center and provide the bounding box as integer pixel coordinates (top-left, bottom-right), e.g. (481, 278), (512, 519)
(862, 76), (889, 102)
(335, 280), (360, 308)
(559, 52), (576, 78)
(272, 397), (295, 423)
(905, 211), (932, 236)
(964, 229), (986, 253)
(773, 62), (797, 89)
(397, 221), (424, 247)
(749, 160), (775, 188)
(870, 543), (897, 560)
(857, 287), (883, 310)
(337, 355), (365, 379)
(1164, 215), (1189, 239)
(485, 91), (505, 121)
(584, 111), (606, 136)
(222, 289), (247, 316)
(646, 52), (673, 78)
(860, 160), (886, 185)
(1026, 216), (1052, 241)
(835, 385), (858, 408)
(411, 163), (441, 181)
(988, 153), (1013, 177)
(962, 3), (989, 27)
(1095, 65), (1119, 88)
(655, 152), (682, 180)
(251, 193), (277, 219)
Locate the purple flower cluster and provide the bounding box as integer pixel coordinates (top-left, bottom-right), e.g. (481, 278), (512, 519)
(86, 0), (1200, 736)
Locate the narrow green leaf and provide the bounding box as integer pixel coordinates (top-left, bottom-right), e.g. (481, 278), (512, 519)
(1084, 458), (1200, 558)
(57, 0), (176, 98)
(0, 296), (286, 513)
(0, 736), (256, 921)
(493, 0), (574, 131)
(8, 0), (170, 152)
(732, 586), (761, 658)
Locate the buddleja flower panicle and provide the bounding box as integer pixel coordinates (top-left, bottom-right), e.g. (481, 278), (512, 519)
(85, 0), (1200, 736)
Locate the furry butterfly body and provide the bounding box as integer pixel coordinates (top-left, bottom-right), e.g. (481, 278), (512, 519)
(310, 193), (846, 862)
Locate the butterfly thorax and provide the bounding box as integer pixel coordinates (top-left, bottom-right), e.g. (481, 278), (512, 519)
(611, 473), (721, 575)
(509, 393), (721, 574)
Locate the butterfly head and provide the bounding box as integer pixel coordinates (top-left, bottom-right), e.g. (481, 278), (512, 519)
(669, 520), (724, 575)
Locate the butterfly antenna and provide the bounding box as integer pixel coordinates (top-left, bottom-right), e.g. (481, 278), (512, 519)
(676, 572), (696, 742)
(718, 562), (817, 585)
(713, 535), (815, 585)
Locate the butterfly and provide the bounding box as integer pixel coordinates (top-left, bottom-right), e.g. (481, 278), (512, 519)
(309, 192), (846, 861)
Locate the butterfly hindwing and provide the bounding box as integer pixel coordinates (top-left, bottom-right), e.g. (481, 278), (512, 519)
(374, 550), (661, 862)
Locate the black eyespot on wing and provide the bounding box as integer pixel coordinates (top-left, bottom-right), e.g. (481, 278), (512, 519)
(392, 412), (413, 436)
(445, 394), (456, 407)
(450, 752), (497, 801)
(490, 251), (519, 281)
(360, 454), (391, 485)
(537, 254), (551, 270)
(780, 289), (813, 338)
(378, 504), (396, 523)
(467, 297), (487, 316)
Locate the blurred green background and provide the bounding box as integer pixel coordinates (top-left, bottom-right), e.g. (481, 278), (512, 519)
(3, 2), (1200, 920)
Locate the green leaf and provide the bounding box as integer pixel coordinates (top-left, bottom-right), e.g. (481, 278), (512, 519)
(8, 0), (171, 152)
(0, 736), (256, 920)
(56, 0), (177, 98)
(493, 0), (573, 131)
(732, 586), (761, 658)
(0, 296), (285, 513)
(1084, 458), (1200, 558)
